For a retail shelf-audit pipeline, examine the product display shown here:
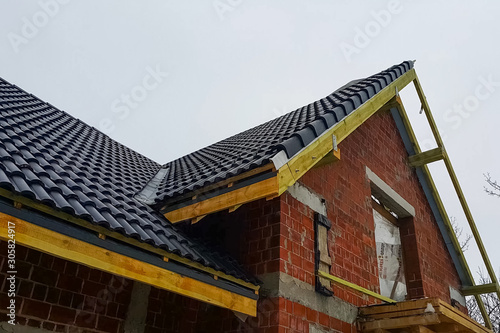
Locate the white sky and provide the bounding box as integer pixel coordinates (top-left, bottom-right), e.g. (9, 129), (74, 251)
(1, 0), (499, 283)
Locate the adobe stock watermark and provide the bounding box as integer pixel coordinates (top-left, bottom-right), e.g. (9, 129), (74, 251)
(339, 0), (402, 63)
(69, 276), (129, 333)
(420, 74), (500, 151)
(7, 0), (71, 54)
(99, 65), (168, 135)
(271, 106), (290, 118)
(213, 0), (244, 21)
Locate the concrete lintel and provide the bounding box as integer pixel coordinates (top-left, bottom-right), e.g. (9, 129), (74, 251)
(286, 182), (327, 216)
(366, 166), (415, 218)
(123, 281), (151, 333)
(258, 272), (358, 324)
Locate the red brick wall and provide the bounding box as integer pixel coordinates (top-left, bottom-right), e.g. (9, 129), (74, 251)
(0, 241), (133, 332)
(280, 298), (355, 333)
(5, 109), (463, 332)
(185, 197), (281, 277)
(297, 109), (462, 304)
(146, 287), (201, 333)
(279, 193), (316, 286)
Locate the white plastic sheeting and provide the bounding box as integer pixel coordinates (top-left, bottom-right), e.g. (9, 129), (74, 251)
(373, 209), (407, 301)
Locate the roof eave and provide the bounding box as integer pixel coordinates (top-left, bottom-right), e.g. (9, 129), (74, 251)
(0, 196), (259, 316)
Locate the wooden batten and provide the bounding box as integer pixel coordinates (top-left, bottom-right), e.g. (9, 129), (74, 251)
(0, 212), (257, 317)
(408, 147), (446, 167)
(461, 283), (500, 296)
(318, 271), (395, 304)
(164, 176), (279, 223)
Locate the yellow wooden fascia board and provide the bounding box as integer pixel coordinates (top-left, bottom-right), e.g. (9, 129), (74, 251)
(164, 176), (279, 223)
(0, 212), (257, 316)
(277, 68), (416, 195)
(0, 188), (258, 291)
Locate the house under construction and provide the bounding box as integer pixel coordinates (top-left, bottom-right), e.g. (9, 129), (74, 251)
(0, 61), (498, 332)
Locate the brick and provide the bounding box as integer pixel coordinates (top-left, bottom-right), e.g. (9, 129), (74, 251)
(64, 261), (78, 276)
(46, 287), (61, 304)
(31, 267), (58, 287)
(318, 312), (329, 327)
(57, 274), (83, 292)
(25, 249), (41, 265)
(18, 280), (34, 298)
(40, 253), (54, 269)
(52, 257), (66, 272)
(32, 283), (48, 301)
(26, 318), (41, 328)
(306, 307), (318, 322)
(59, 290), (73, 307)
(81, 280), (105, 298)
(74, 310), (97, 329)
(71, 293), (85, 310)
(106, 302), (119, 318)
(42, 321), (56, 331)
(15, 245), (28, 261)
(100, 272), (113, 285)
(293, 303), (306, 318)
(88, 268), (102, 283)
(77, 265), (90, 280)
(15, 261), (32, 279)
(116, 304), (128, 319)
(96, 315), (120, 333)
(21, 299), (50, 319)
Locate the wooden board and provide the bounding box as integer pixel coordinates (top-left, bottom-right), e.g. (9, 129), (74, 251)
(359, 298), (492, 333)
(408, 147), (446, 167)
(165, 176), (279, 222)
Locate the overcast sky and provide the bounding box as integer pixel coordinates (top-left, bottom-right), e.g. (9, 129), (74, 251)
(1, 1), (498, 283)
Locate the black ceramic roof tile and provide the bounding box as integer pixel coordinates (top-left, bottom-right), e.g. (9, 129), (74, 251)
(149, 61), (414, 203)
(0, 78), (256, 284)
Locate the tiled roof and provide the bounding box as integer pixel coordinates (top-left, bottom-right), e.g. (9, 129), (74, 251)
(0, 78), (255, 283)
(147, 61), (414, 203)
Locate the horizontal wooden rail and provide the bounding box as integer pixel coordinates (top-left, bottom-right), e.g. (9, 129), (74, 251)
(317, 271), (396, 304)
(461, 283), (500, 296)
(408, 147), (446, 167)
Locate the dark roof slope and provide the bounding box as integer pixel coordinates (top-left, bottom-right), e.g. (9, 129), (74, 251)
(0, 78), (254, 283)
(148, 61), (414, 203)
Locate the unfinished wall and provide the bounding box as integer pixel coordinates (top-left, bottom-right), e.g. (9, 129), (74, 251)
(184, 198), (283, 332)
(0, 241), (134, 332)
(299, 109), (462, 303)
(122, 109), (465, 333)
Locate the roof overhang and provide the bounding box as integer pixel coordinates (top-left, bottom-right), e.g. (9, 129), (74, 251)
(0, 196), (258, 316)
